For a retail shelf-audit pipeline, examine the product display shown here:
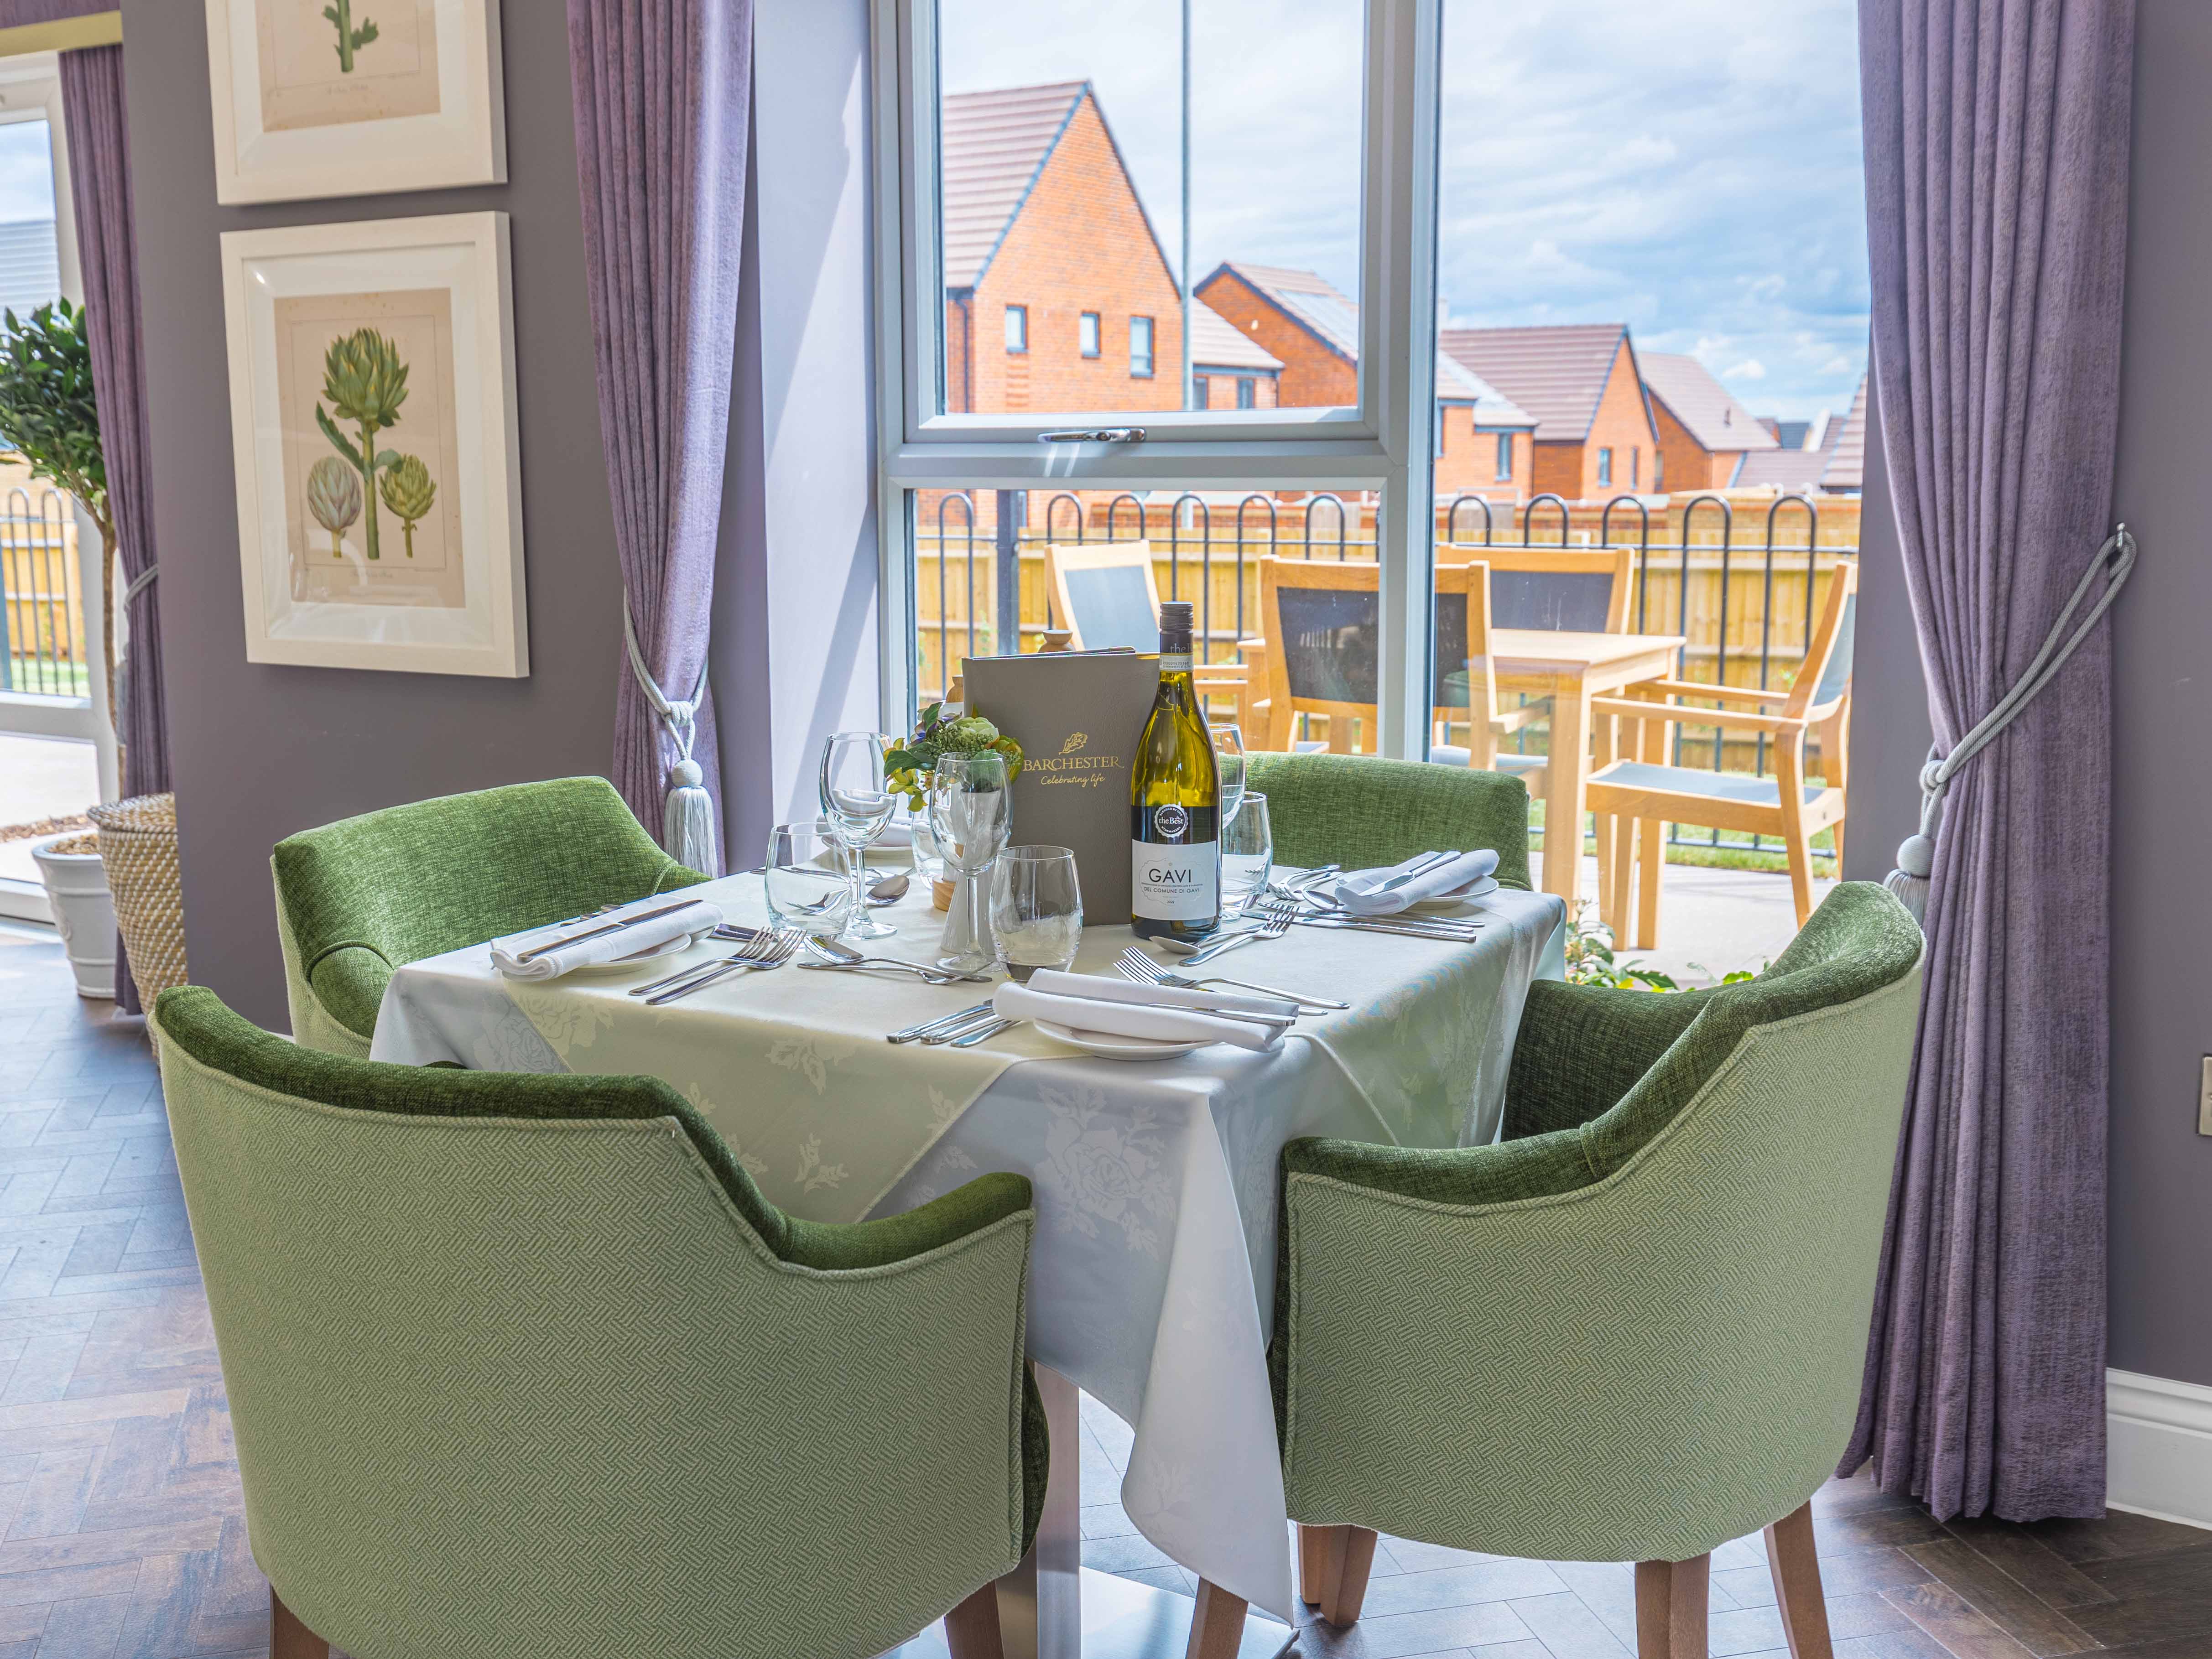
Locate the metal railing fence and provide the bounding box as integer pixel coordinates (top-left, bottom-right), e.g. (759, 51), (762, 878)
(0, 488), (84, 699)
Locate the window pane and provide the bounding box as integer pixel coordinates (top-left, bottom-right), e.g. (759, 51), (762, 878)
(933, 0), (1364, 417)
(0, 120), (60, 320)
(908, 487), (1382, 752)
(1004, 304), (1027, 352)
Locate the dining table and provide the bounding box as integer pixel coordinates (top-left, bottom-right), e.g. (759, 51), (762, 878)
(369, 867), (1567, 1659)
(1491, 628), (1685, 902)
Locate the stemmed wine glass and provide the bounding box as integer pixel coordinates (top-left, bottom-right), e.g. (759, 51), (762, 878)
(929, 752), (1012, 974)
(1212, 722), (1248, 827)
(818, 732), (899, 942)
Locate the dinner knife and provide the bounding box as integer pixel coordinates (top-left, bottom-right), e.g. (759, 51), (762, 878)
(513, 899), (703, 963)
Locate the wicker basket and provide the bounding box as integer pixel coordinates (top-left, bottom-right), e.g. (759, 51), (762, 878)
(87, 792), (188, 1002)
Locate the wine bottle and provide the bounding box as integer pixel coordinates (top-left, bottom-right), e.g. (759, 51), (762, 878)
(1131, 601), (1221, 942)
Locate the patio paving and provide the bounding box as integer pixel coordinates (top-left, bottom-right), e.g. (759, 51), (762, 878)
(1534, 848), (1832, 988)
(0, 732), (98, 888)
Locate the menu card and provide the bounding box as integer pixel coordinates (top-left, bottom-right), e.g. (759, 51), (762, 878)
(963, 650), (1160, 925)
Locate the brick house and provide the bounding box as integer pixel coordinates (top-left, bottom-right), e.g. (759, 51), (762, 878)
(1191, 304), (1282, 409)
(1195, 263), (1537, 497)
(1639, 352), (1778, 492)
(1439, 323), (1660, 502)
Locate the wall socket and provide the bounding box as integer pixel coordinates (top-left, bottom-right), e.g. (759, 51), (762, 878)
(2202, 1057), (2212, 1138)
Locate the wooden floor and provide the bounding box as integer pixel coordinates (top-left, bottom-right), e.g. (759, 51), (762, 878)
(4, 923), (2208, 1659)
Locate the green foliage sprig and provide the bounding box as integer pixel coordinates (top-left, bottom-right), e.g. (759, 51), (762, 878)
(885, 703), (1024, 810)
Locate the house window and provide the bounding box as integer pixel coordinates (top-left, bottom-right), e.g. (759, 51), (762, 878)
(1129, 316), (1154, 377)
(1631, 447), (1639, 489)
(1495, 432), (1512, 481)
(1004, 305), (1027, 353)
(1192, 374), (1211, 407)
(1597, 447), (1613, 487)
(1079, 311), (1100, 358)
(1655, 450), (1666, 491)
(1237, 377), (1255, 410)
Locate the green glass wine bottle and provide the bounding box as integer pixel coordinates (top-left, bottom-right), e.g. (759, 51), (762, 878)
(1131, 601), (1221, 943)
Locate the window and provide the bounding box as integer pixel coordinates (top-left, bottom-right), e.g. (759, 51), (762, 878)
(1654, 450), (1665, 491)
(1495, 432), (1512, 481)
(1003, 304), (1026, 353)
(1597, 447), (1613, 488)
(1435, 406), (1447, 457)
(1079, 311), (1100, 358)
(1193, 374), (1211, 406)
(1129, 316), (1154, 378)
(1630, 447), (1639, 490)
(1236, 378), (1255, 411)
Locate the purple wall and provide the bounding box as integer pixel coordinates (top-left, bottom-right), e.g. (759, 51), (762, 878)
(1845, 0), (2212, 1391)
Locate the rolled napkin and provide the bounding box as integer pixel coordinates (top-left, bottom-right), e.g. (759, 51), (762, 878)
(992, 982), (1283, 1053)
(1332, 849), (1499, 915)
(491, 896), (722, 981)
(1025, 968), (1297, 1019)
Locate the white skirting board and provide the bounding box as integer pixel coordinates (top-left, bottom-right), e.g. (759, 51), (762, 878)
(2108, 1367), (2212, 1531)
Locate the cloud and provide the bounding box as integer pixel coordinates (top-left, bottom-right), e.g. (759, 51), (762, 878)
(940, 0), (1868, 420)
(1725, 359), (1769, 380)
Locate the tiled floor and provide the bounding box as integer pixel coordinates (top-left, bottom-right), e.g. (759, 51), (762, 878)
(4, 921), (2208, 1659)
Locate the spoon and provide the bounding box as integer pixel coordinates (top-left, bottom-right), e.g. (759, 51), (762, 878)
(864, 871), (911, 906)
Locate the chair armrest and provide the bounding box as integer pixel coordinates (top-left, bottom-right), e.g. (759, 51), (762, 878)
(783, 1171), (1034, 1271)
(1493, 703), (1548, 733)
(306, 944), (396, 1041)
(1591, 697), (1802, 736)
(1502, 978), (1713, 1139)
(1628, 679), (1794, 707)
(1284, 1129), (1595, 1210)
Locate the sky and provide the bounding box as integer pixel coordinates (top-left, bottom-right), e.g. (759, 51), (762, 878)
(0, 120), (54, 224)
(940, 0), (1868, 422)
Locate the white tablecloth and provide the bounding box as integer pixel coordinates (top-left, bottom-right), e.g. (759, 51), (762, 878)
(370, 880), (1566, 1621)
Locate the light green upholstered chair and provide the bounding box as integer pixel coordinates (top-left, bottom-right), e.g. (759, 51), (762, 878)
(272, 776), (708, 1058)
(1245, 752), (1532, 889)
(1272, 883), (1922, 1658)
(152, 987), (1045, 1659)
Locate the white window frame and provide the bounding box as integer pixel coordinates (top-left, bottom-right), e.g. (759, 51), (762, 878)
(1078, 309), (1100, 358)
(870, 0), (1443, 754)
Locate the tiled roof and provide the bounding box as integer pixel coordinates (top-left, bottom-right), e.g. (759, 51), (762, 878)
(1210, 263), (1536, 427)
(1732, 438), (1837, 492)
(1191, 299), (1282, 371)
(1438, 324), (1632, 444)
(1639, 353), (1778, 454)
(1820, 374), (1868, 492)
(940, 82), (1089, 291)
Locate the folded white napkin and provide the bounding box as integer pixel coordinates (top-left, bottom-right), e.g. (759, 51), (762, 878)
(1024, 968), (1297, 1019)
(993, 982), (1282, 1053)
(490, 896), (722, 981)
(1331, 849), (1499, 915)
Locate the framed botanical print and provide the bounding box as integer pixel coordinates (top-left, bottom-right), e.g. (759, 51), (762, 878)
(220, 213), (527, 678)
(203, 0), (505, 203)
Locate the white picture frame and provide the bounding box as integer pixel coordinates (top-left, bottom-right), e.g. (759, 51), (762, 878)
(204, 0), (505, 204)
(219, 213), (528, 678)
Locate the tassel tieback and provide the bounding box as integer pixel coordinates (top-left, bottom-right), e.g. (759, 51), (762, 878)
(621, 597), (718, 875)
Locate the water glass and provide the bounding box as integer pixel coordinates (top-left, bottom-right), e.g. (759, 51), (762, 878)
(764, 822), (850, 935)
(1221, 791), (1273, 916)
(819, 731), (898, 941)
(929, 752), (1012, 973)
(1212, 723), (1248, 827)
(992, 846), (1083, 981)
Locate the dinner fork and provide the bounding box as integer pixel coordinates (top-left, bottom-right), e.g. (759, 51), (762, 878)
(1115, 947), (1350, 1012)
(1171, 908), (1292, 966)
(639, 929), (802, 1005)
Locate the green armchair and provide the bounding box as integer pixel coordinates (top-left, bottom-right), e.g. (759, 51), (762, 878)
(1245, 751), (1532, 888)
(152, 986), (1046, 1659)
(271, 776), (708, 1057)
(1271, 883), (1922, 1657)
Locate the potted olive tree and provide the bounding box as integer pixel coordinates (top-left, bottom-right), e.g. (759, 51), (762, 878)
(0, 301), (123, 990)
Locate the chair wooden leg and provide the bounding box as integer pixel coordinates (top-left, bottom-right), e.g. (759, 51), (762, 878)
(1775, 738), (1815, 928)
(1634, 1555), (1710, 1659)
(1298, 1522), (1336, 1605)
(270, 1590), (328, 1659)
(1184, 1576), (1248, 1659)
(944, 1578), (1006, 1659)
(1318, 1524), (1379, 1628)
(1764, 1503), (1836, 1659)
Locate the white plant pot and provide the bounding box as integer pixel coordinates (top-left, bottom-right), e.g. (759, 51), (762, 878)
(30, 834), (115, 1000)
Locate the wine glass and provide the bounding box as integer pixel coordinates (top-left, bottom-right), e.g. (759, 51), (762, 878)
(1220, 790), (1274, 916)
(763, 822), (850, 935)
(1212, 722), (1248, 828)
(818, 732), (898, 941)
(993, 846), (1083, 981)
(929, 752), (1011, 973)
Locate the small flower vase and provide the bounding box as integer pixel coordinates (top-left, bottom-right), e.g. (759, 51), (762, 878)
(938, 869), (995, 972)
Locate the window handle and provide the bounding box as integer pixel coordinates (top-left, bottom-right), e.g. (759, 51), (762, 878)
(1038, 427), (1147, 443)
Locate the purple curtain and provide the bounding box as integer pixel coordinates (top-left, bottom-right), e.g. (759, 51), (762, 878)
(567, 0), (750, 873)
(0, 1), (112, 22)
(60, 43), (165, 1015)
(1847, 0), (2135, 1519)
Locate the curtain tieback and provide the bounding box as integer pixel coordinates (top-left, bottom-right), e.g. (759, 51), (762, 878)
(621, 595), (716, 874)
(112, 566), (157, 735)
(1885, 524), (2137, 923)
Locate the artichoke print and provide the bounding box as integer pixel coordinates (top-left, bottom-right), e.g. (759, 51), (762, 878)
(324, 0), (380, 74)
(315, 327), (410, 562)
(378, 454), (436, 559)
(304, 456), (361, 557)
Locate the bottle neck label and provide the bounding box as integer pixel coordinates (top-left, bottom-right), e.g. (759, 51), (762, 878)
(1160, 652), (1192, 673)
